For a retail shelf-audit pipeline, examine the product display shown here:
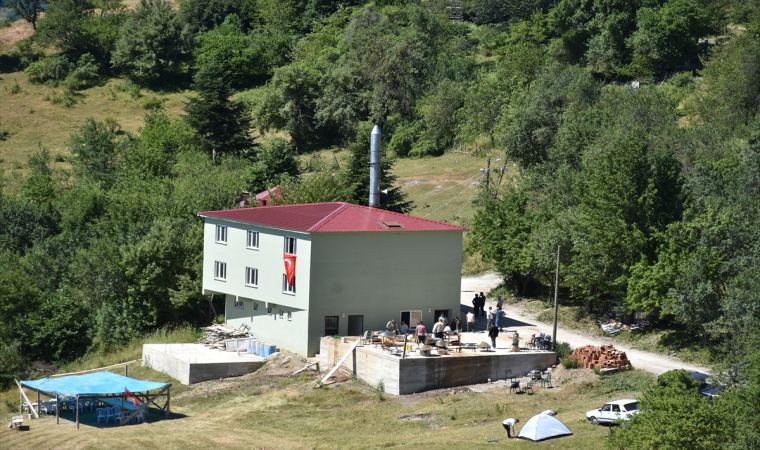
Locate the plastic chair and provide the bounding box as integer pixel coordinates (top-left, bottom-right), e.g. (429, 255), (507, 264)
(505, 369), (515, 382)
(112, 405), (121, 420)
(541, 373), (552, 388)
(104, 407), (114, 423)
(509, 380), (521, 393)
(96, 408), (106, 423)
(522, 379), (535, 394)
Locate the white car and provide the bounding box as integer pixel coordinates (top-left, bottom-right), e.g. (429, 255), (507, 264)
(586, 399), (640, 425)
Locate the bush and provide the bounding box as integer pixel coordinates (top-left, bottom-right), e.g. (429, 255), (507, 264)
(555, 341), (573, 359)
(10, 82), (22, 95)
(561, 355), (581, 369)
(64, 53), (101, 90)
(115, 80), (142, 99)
(25, 56), (73, 85)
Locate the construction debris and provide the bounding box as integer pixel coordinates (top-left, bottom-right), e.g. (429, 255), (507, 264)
(569, 344), (631, 370)
(199, 324), (254, 351)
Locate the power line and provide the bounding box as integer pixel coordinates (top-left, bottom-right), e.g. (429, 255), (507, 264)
(417, 172), (483, 202)
(452, 178), (481, 220)
(422, 173), (484, 219)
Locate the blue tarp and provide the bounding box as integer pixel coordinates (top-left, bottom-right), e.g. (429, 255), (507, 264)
(21, 372), (169, 397)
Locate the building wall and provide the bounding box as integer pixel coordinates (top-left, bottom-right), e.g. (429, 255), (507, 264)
(307, 231), (463, 356)
(201, 218), (312, 355)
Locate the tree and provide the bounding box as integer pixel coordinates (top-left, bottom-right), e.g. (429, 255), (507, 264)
(111, 0), (189, 86)
(468, 190), (550, 295)
(249, 62), (330, 154)
(21, 146), (56, 203)
(68, 118), (120, 188)
(241, 138), (300, 194)
(609, 370), (734, 450)
(183, 62), (254, 163)
(6, 0), (45, 30)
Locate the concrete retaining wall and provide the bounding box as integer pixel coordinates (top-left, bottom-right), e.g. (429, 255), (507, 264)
(143, 344), (265, 385)
(319, 338), (556, 395)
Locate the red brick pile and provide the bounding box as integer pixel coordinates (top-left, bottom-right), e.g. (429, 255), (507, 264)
(570, 344), (631, 369)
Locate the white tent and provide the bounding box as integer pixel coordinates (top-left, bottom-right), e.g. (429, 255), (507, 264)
(517, 414), (573, 442)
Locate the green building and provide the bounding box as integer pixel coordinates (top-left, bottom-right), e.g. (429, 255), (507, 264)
(199, 202), (467, 357)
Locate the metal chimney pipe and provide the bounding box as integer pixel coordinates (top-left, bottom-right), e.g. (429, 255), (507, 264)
(369, 125), (381, 208)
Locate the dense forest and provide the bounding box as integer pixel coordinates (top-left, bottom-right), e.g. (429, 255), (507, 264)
(2, 0), (760, 446)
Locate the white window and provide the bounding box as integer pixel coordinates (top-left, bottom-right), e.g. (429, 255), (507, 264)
(282, 274), (296, 294)
(215, 225), (227, 244)
(214, 261), (227, 281)
(245, 267), (258, 287)
(247, 230), (259, 249)
(284, 236), (296, 255)
(279, 309), (284, 318)
(253, 302), (259, 311)
(267, 306), (273, 315)
(287, 311), (292, 321)
(234, 298), (243, 309)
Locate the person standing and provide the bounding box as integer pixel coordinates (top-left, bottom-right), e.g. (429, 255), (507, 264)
(386, 319), (398, 334)
(399, 320), (409, 335)
(466, 311), (475, 332)
(486, 307), (494, 329)
(497, 295), (503, 309)
(472, 294), (480, 316)
(478, 292), (486, 316)
(432, 320), (445, 339)
(453, 317), (462, 334)
(494, 306), (505, 332)
(415, 321), (427, 344)
(503, 418), (519, 439)
(488, 324), (499, 349)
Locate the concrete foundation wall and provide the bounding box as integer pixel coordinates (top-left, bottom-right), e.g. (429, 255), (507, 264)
(320, 338), (556, 395)
(143, 344), (265, 385)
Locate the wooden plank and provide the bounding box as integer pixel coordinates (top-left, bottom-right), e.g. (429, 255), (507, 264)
(293, 362), (319, 375)
(320, 339), (360, 385)
(120, 386), (168, 426)
(14, 379), (39, 419)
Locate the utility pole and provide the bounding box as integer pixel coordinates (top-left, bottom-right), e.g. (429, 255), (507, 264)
(485, 157), (491, 191)
(552, 245), (560, 352)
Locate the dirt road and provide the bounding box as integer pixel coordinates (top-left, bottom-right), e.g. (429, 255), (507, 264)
(460, 272), (710, 375)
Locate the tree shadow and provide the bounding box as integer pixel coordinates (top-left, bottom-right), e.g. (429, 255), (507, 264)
(0, 53), (21, 74)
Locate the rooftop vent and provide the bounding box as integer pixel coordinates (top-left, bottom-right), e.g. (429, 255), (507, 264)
(383, 221), (404, 228)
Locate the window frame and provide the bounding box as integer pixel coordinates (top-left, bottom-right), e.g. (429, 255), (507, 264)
(283, 236), (296, 255)
(282, 274), (296, 295)
(234, 298), (243, 309)
(245, 267), (259, 288)
(215, 225), (228, 244)
(287, 311), (292, 321)
(279, 309), (284, 318)
(253, 302), (258, 311)
(246, 230), (259, 250)
(214, 261), (227, 281)
(267, 306), (273, 315)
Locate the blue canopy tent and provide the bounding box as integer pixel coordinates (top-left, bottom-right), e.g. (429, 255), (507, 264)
(20, 372), (171, 429)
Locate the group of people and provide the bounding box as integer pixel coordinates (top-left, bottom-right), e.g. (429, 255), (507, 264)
(386, 314), (464, 344)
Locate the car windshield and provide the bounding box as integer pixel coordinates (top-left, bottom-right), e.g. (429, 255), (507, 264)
(623, 402), (638, 412)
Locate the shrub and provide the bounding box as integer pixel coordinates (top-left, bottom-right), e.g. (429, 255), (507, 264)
(115, 80), (143, 99)
(561, 355), (581, 369)
(555, 341), (573, 359)
(64, 53), (101, 90)
(10, 82), (21, 94)
(25, 56), (73, 85)
(141, 96), (165, 110)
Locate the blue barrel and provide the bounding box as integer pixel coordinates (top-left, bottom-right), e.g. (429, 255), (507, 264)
(260, 343), (268, 357)
(264, 344), (276, 357)
(254, 341), (261, 355)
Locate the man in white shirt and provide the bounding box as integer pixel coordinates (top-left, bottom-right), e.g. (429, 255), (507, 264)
(502, 418), (519, 438)
(466, 311), (475, 332)
(432, 320), (444, 339)
(399, 321), (409, 335)
(539, 410), (555, 416)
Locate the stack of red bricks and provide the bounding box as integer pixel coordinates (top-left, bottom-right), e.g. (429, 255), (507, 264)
(570, 344), (631, 369)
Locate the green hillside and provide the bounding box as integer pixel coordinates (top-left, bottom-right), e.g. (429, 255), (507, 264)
(2, 0), (760, 446)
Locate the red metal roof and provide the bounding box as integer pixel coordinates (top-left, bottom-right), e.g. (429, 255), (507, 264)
(198, 202), (469, 233)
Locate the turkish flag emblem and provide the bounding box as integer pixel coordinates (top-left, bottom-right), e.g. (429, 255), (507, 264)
(124, 388), (141, 407)
(283, 254), (296, 286)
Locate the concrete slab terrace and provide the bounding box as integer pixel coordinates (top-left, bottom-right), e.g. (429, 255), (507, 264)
(319, 337), (556, 395)
(142, 344), (266, 385)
